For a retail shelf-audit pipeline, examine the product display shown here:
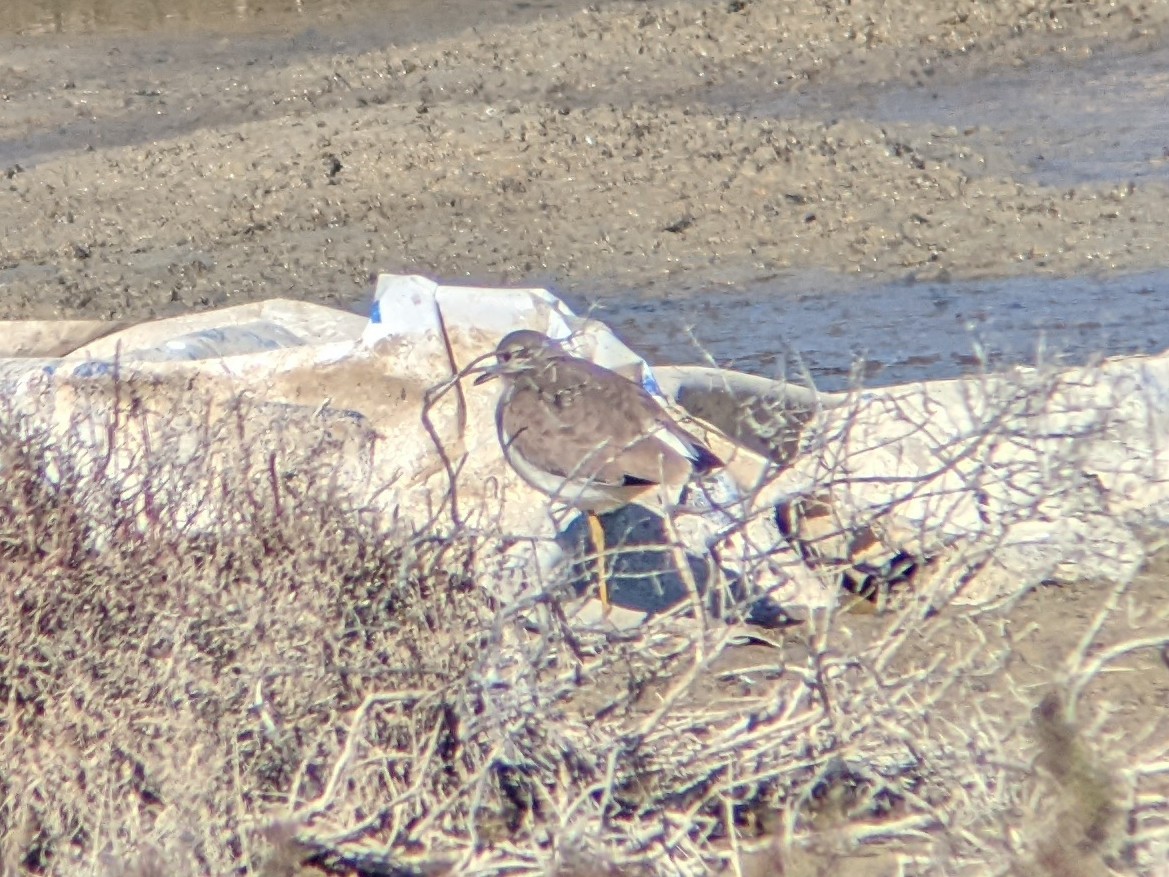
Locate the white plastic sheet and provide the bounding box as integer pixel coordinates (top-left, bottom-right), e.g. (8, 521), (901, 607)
(2, 273), (1166, 622)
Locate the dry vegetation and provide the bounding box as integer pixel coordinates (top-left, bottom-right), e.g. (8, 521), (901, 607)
(1, 370), (1169, 877)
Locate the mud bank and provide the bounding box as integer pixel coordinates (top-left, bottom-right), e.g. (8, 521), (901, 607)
(0, 0), (1167, 341)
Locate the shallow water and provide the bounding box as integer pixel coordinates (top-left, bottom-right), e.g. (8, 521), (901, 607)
(5, 0), (454, 35)
(2, 0), (569, 39)
(5, 0), (351, 34)
(585, 269), (1169, 391)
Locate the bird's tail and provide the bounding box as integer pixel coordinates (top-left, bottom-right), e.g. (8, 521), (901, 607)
(689, 442), (724, 475)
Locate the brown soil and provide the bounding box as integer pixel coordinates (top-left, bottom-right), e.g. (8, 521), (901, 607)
(1, 0), (1168, 321)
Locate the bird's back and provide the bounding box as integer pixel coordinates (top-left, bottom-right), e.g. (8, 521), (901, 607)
(498, 353), (718, 492)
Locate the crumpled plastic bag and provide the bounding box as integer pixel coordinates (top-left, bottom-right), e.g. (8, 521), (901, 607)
(2, 273), (1167, 628)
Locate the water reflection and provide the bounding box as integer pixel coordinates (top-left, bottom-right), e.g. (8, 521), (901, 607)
(583, 269), (1169, 391)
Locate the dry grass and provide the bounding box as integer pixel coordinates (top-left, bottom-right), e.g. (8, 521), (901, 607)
(1, 368), (1168, 877)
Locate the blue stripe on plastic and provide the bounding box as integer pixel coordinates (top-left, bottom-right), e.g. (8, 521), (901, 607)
(642, 370), (663, 397)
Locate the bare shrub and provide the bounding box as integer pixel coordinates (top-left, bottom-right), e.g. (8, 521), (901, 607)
(0, 362), (1166, 877)
(0, 374), (486, 875)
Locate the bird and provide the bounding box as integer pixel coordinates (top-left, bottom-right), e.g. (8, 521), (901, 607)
(473, 329), (724, 611)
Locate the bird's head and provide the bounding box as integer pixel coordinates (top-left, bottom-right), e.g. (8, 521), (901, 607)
(473, 330), (562, 384)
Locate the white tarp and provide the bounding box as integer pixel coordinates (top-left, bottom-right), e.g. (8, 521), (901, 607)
(2, 273), (1167, 623)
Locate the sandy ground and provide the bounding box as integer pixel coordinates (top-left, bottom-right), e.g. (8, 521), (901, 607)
(1, 0), (1168, 324)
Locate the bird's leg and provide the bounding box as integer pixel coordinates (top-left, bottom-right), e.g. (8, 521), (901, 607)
(587, 511), (610, 615)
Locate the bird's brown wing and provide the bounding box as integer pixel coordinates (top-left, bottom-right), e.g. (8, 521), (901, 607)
(499, 357), (714, 487)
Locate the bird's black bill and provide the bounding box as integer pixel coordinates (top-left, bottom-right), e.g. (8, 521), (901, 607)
(473, 370), (499, 386)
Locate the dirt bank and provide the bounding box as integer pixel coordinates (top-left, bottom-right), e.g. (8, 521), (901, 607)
(0, 0), (1167, 321)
